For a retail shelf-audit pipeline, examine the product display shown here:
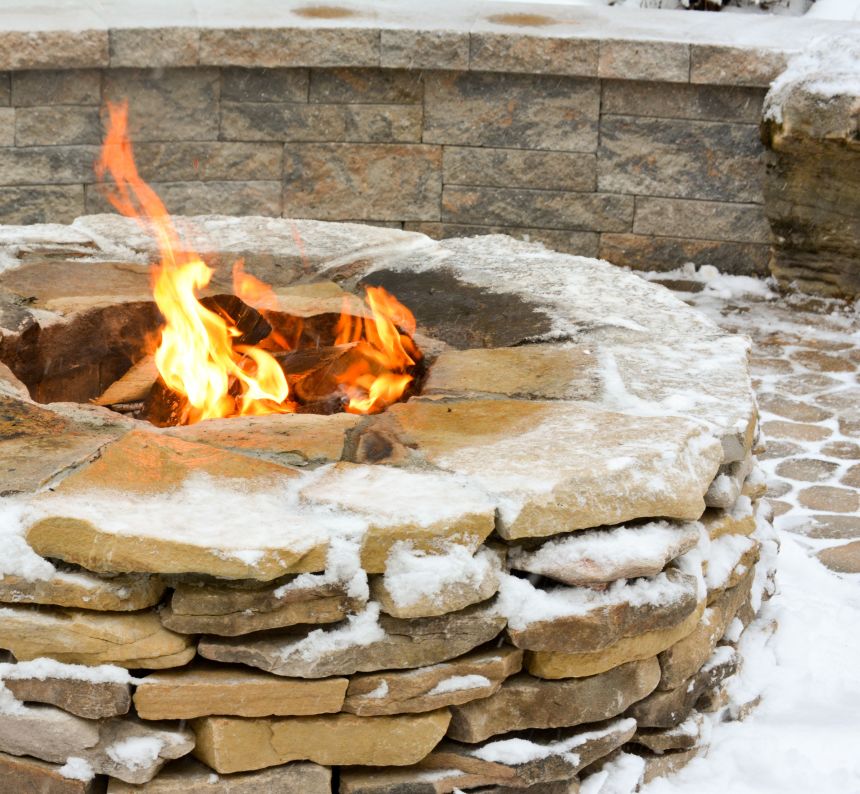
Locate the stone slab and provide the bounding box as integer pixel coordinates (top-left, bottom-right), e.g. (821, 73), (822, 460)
(343, 647), (523, 716)
(633, 712), (704, 754)
(134, 665), (348, 720)
(598, 40), (689, 83)
(633, 197), (771, 245)
(192, 709), (451, 773)
(221, 68), (309, 103)
(469, 33), (598, 77)
(2, 675), (131, 719)
(0, 185), (86, 225)
(691, 45), (789, 87)
(817, 541), (860, 574)
(107, 757), (331, 792)
(109, 28), (200, 68)
(381, 29), (470, 70)
(446, 658), (660, 742)
(10, 69), (101, 106)
(0, 570), (165, 611)
(0, 605), (195, 668)
(309, 68), (423, 104)
(0, 750), (102, 794)
(199, 600), (506, 678)
(0, 31), (107, 70)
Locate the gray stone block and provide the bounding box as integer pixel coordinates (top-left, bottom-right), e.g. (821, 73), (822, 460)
(443, 146), (596, 192)
(15, 106), (102, 146)
(0, 146), (99, 185)
(424, 71), (599, 151)
(85, 180), (282, 217)
(198, 27), (380, 68)
(633, 197), (771, 244)
(0, 185), (84, 224)
(283, 142), (442, 221)
(598, 115), (764, 203)
(0, 108), (13, 146)
(470, 32), (598, 77)
(11, 69), (101, 107)
(220, 101), (422, 143)
(0, 30), (108, 70)
(221, 68), (309, 103)
(309, 68), (422, 104)
(381, 29), (469, 70)
(691, 45), (789, 87)
(598, 39), (690, 83)
(127, 141), (282, 182)
(110, 28), (200, 68)
(0, 73), (9, 106)
(103, 68), (220, 142)
(599, 232), (769, 276)
(442, 185), (634, 232)
(601, 80), (765, 123)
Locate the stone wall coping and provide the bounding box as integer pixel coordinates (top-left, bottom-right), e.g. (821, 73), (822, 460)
(0, 0), (856, 85)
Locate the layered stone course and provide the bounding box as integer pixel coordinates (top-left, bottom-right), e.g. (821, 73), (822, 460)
(0, 12), (816, 274)
(0, 216), (778, 792)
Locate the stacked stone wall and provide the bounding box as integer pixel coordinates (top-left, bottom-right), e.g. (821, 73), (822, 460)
(0, 39), (779, 274)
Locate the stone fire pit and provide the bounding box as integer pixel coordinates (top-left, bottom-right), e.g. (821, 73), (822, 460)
(0, 216), (776, 792)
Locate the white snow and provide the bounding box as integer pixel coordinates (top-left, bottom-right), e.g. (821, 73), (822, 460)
(365, 680), (389, 699)
(583, 752), (647, 794)
(382, 543), (498, 609)
(704, 534), (757, 592)
(427, 674), (491, 695)
(105, 736), (164, 770)
(58, 757), (95, 782)
(0, 657), (134, 684)
(274, 533), (369, 602)
(0, 682), (25, 715)
(277, 603), (385, 663)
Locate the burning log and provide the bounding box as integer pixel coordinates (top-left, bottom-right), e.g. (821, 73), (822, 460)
(199, 295), (272, 347)
(93, 355), (158, 408)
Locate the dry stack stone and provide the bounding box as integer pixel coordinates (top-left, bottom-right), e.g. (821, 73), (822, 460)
(0, 216), (777, 792)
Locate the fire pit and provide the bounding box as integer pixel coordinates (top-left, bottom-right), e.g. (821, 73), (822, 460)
(0, 119), (776, 790)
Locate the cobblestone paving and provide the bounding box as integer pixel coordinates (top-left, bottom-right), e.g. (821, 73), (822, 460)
(654, 278), (860, 574)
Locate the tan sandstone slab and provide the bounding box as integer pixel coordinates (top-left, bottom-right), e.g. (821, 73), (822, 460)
(343, 647), (523, 716)
(446, 658), (660, 743)
(0, 605), (195, 668)
(0, 570), (165, 611)
(526, 600), (705, 679)
(420, 717), (636, 790)
(378, 400), (722, 540)
(2, 675), (131, 719)
(508, 520), (700, 586)
(26, 430), (329, 581)
(339, 765), (509, 794)
(192, 710), (452, 773)
(423, 344), (601, 401)
(0, 750), (101, 794)
(134, 665), (348, 720)
(701, 503), (757, 541)
(0, 395), (126, 496)
(0, 706), (194, 784)
(199, 600), (506, 678)
(633, 712), (704, 754)
(108, 757), (331, 793)
(503, 568), (700, 654)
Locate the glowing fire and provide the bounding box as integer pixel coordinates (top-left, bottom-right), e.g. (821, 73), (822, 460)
(96, 102), (420, 424)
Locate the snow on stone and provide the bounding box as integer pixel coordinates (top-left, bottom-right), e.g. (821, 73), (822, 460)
(58, 757), (95, 782)
(0, 682), (25, 715)
(383, 544), (498, 609)
(0, 658), (134, 684)
(582, 752), (646, 794)
(497, 571), (694, 631)
(0, 499), (56, 580)
(277, 604), (386, 664)
(704, 535), (756, 593)
(106, 736), (165, 770)
(722, 617), (746, 644)
(275, 534), (368, 602)
(427, 674), (491, 696)
(365, 681), (389, 699)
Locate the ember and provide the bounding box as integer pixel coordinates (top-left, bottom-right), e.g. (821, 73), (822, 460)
(96, 102), (422, 426)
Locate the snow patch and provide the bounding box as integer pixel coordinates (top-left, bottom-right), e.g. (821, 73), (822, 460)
(427, 674), (490, 696)
(105, 736), (164, 770)
(58, 757), (95, 782)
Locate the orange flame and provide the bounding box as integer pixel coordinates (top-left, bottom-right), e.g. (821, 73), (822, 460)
(96, 102), (420, 423)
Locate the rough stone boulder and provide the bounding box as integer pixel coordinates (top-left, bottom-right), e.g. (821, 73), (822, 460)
(761, 37), (860, 297)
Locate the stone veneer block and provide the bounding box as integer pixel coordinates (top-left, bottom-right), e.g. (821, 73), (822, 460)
(0, 107), (14, 146)
(343, 647), (523, 716)
(309, 68), (423, 104)
(15, 106), (101, 147)
(598, 233), (770, 277)
(447, 658), (660, 742)
(0, 605), (195, 668)
(102, 68), (220, 142)
(0, 750), (102, 794)
(381, 29), (470, 70)
(221, 67), (309, 102)
(198, 28), (380, 68)
(442, 186), (633, 232)
(10, 69), (101, 106)
(443, 147), (596, 192)
(601, 80), (765, 123)
(2, 676), (131, 719)
(634, 197), (770, 245)
(0, 146), (100, 186)
(470, 33), (598, 77)
(424, 72), (599, 151)
(0, 30), (107, 70)
(598, 116), (763, 203)
(220, 102), (422, 143)
(690, 45), (790, 87)
(109, 28), (200, 68)
(283, 143), (442, 221)
(525, 600), (705, 679)
(598, 40), (689, 83)
(0, 185), (84, 224)
(199, 600), (506, 678)
(121, 141), (284, 182)
(106, 758), (332, 793)
(134, 666), (348, 719)
(192, 710), (451, 773)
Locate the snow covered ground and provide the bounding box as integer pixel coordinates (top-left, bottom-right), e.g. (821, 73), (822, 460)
(586, 267), (860, 794)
